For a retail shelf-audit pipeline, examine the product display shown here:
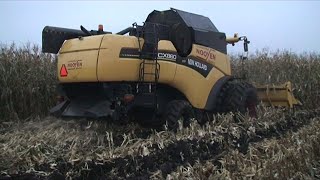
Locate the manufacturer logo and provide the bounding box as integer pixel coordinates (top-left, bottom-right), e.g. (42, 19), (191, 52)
(196, 48), (216, 62)
(67, 60), (82, 70)
(187, 58), (207, 71)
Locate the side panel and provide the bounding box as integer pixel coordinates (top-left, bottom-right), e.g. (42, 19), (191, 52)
(171, 44), (231, 109)
(193, 45), (231, 75)
(156, 41), (178, 83)
(58, 50), (100, 82)
(58, 35), (104, 82)
(97, 35), (177, 83)
(97, 35), (140, 82)
(59, 35), (104, 53)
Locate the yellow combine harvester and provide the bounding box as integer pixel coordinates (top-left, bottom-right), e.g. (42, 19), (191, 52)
(42, 8), (300, 130)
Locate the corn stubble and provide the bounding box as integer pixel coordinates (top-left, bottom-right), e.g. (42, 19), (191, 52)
(0, 44), (320, 179)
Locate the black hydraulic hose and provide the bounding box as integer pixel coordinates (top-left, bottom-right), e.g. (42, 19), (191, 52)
(116, 27), (135, 35)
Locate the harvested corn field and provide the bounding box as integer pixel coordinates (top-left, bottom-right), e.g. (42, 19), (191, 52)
(1, 44), (320, 179)
(1, 108), (320, 179)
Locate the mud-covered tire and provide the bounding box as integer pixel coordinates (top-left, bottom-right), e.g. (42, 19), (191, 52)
(163, 100), (195, 131)
(216, 79), (258, 117)
(131, 108), (162, 128)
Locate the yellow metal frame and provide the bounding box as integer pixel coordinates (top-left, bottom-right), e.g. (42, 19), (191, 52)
(256, 81), (301, 108)
(56, 34), (231, 109)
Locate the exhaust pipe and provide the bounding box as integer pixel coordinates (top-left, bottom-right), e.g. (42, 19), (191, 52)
(42, 26), (87, 54)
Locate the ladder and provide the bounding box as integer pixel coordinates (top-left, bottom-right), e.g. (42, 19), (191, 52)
(136, 22), (160, 109)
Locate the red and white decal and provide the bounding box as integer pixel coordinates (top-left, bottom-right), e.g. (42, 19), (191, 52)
(60, 64), (68, 77)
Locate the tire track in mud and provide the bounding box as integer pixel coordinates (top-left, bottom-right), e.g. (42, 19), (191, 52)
(76, 109), (320, 179)
(236, 109), (320, 153)
(2, 109), (320, 179)
(74, 139), (224, 180)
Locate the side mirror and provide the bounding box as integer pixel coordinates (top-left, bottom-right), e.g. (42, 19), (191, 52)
(243, 37), (250, 52)
(244, 41), (248, 52)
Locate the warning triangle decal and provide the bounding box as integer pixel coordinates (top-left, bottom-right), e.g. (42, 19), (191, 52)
(60, 64), (68, 77)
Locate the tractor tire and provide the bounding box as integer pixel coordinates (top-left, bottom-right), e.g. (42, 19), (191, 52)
(131, 108), (162, 128)
(163, 100), (195, 131)
(216, 79), (258, 117)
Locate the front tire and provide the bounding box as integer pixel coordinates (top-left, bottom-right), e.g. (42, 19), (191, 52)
(216, 79), (258, 117)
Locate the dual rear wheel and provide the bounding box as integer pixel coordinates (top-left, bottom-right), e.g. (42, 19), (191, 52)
(161, 79), (258, 131)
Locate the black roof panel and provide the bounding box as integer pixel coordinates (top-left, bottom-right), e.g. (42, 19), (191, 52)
(171, 8), (219, 32)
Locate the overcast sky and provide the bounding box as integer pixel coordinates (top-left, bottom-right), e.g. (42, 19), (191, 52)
(0, 1), (319, 54)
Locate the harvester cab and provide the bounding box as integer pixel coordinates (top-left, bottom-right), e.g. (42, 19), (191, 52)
(42, 8), (300, 130)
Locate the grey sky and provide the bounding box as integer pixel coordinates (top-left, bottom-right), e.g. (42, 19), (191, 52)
(0, 1), (319, 54)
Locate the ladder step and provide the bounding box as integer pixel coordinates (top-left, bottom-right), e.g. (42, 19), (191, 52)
(142, 60), (158, 62)
(137, 23), (160, 109)
(142, 62), (158, 65)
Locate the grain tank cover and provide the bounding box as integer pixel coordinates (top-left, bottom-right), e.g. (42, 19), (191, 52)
(173, 8), (219, 32)
(143, 8), (227, 56)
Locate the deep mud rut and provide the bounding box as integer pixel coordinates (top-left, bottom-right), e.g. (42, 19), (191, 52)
(1, 109), (320, 180)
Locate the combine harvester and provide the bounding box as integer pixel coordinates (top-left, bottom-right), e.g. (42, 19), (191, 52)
(42, 8), (300, 130)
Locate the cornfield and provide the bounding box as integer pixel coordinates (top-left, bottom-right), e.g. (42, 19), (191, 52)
(231, 49), (320, 109)
(0, 43), (320, 179)
(0, 43), (56, 121)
